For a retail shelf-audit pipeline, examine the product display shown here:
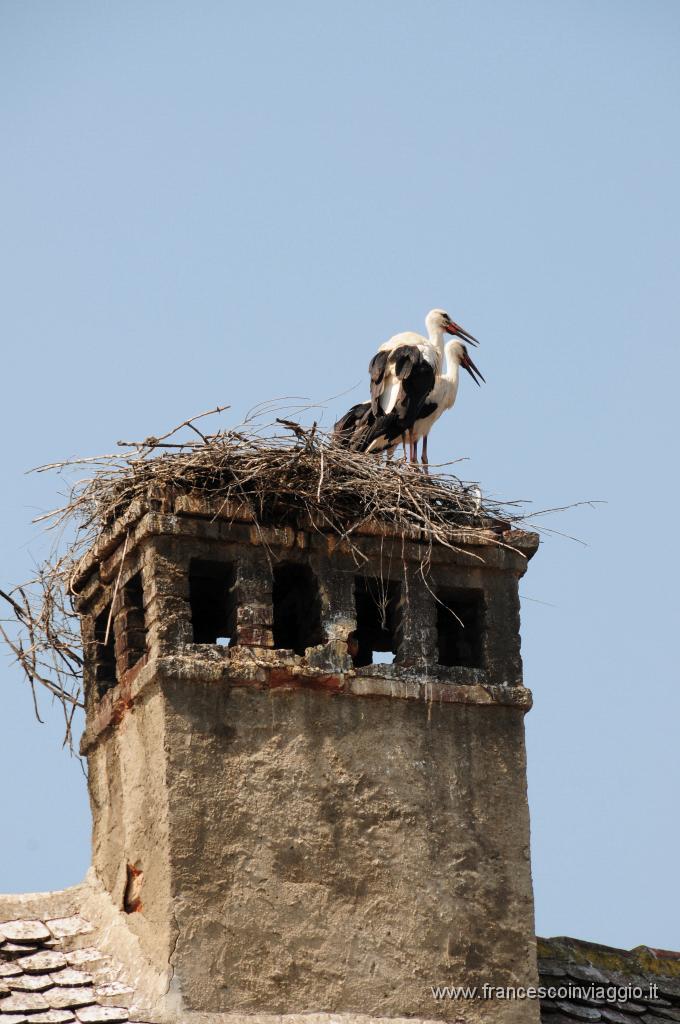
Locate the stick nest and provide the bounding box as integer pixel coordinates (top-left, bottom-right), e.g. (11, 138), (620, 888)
(0, 405), (549, 747)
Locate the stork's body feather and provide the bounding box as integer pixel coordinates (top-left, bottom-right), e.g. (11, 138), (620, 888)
(411, 342), (462, 441)
(364, 343), (437, 453)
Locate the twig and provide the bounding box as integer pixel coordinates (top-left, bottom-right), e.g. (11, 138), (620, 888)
(104, 532), (129, 646)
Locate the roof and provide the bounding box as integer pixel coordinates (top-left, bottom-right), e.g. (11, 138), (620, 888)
(5, 887), (680, 1024)
(0, 876), (166, 1024)
(0, 914), (134, 1024)
(538, 936), (680, 1023)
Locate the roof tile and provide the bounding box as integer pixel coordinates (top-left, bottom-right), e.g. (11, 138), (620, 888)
(539, 960), (568, 976)
(64, 951), (109, 972)
(45, 920), (93, 943)
(0, 963), (22, 978)
(555, 1002), (602, 1020)
(29, 1013), (76, 1024)
(49, 970), (93, 988)
(75, 1007), (129, 1023)
(0, 912), (138, 1024)
(92, 985), (134, 1009)
(44, 987), (97, 1010)
(0, 991), (50, 1013)
(599, 1009), (640, 1023)
(14, 951), (68, 974)
(7, 974), (53, 992)
(567, 964), (611, 985)
(0, 922), (51, 945)
(539, 937), (680, 1024)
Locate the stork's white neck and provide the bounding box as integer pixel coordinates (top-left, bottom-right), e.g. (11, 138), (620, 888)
(441, 339), (462, 385)
(425, 322), (447, 350)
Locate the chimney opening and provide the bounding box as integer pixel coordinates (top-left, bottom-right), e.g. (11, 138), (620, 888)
(121, 572), (147, 669)
(94, 605), (117, 696)
(189, 559), (236, 645)
(272, 563), (323, 656)
(123, 861), (143, 913)
(436, 588), (485, 668)
(351, 577), (402, 668)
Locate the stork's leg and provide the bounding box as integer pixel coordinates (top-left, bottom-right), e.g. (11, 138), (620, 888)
(411, 436), (419, 464)
(401, 435), (408, 462)
(422, 434), (429, 474)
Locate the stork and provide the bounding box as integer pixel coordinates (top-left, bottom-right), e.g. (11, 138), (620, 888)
(334, 309), (481, 464)
(410, 339), (484, 470)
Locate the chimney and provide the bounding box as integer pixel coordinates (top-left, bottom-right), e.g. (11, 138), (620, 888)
(76, 487), (540, 1023)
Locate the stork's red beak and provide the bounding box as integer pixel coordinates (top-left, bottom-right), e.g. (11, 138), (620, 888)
(461, 348), (485, 386)
(446, 320), (480, 346)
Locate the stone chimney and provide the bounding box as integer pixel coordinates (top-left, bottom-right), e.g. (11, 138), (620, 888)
(75, 489), (540, 1024)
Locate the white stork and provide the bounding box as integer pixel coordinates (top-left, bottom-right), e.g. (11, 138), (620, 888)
(410, 338), (484, 470)
(334, 309), (482, 466)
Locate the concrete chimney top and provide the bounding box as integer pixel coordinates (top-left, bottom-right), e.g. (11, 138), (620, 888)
(74, 484), (540, 1024)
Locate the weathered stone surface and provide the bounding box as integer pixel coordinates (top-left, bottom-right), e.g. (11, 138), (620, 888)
(598, 1009), (636, 1023)
(0, 898), (152, 1023)
(44, 986), (96, 1009)
(50, 969), (93, 988)
(0, 990), (49, 1012)
(75, 1007), (128, 1023)
(537, 960), (567, 977)
(92, 984), (133, 1008)
(15, 951), (68, 973)
(567, 963), (610, 984)
(554, 1004), (602, 1020)
(7, 973), (53, 991)
(64, 951), (109, 971)
(0, 962), (22, 978)
(45, 919), (94, 943)
(155, 683), (536, 1019)
(0, 921), (51, 943)
(76, 507), (541, 1024)
(29, 1012), (76, 1024)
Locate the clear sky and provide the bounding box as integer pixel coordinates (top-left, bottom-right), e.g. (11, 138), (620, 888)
(1, 0), (679, 950)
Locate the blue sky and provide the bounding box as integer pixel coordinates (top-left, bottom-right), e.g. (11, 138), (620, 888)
(1, 0), (679, 949)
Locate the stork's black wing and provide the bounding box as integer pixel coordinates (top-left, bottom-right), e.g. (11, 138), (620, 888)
(333, 402), (374, 448)
(368, 350), (390, 416)
(358, 345), (436, 452)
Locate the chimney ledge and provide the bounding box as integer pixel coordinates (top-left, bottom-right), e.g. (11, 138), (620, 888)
(80, 650), (531, 755)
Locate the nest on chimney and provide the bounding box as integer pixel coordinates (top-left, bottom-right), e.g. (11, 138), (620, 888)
(0, 403), (580, 745)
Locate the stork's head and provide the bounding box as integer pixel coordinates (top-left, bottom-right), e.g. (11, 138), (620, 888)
(448, 340), (485, 386)
(426, 308), (479, 346)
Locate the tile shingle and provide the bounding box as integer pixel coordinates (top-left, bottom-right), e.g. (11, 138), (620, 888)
(0, 922), (51, 944)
